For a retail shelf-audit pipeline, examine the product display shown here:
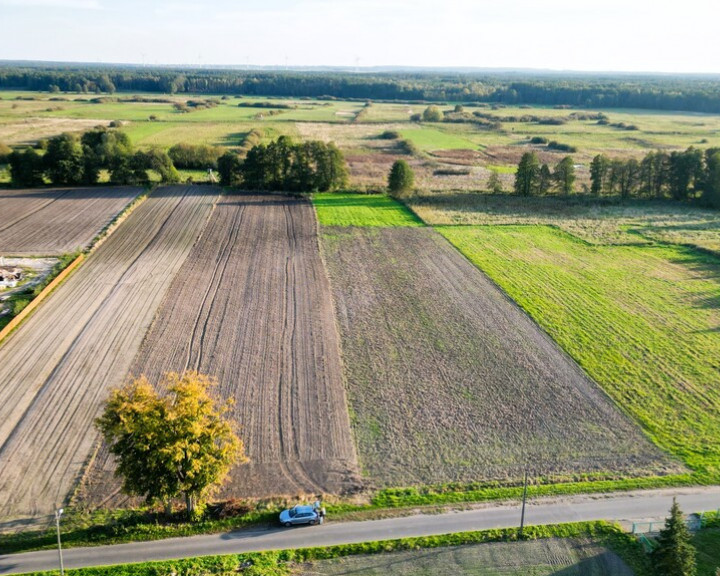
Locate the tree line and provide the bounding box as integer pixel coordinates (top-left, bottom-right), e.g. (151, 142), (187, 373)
(5, 128), (349, 192)
(7, 128), (180, 186)
(513, 147), (720, 207)
(3, 63), (720, 113)
(218, 136), (348, 192)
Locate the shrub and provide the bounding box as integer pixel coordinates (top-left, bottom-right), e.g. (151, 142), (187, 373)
(168, 143), (222, 170)
(397, 139), (419, 156)
(547, 141), (578, 153)
(379, 130), (400, 140)
(388, 159), (415, 195)
(422, 105), (443, 122)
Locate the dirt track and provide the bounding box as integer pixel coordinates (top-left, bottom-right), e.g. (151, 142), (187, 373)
(0, 187), (140, 256)
(0, 186), (217, 519)
(321, 227), (679, 487)
(82, 194), (359, 506)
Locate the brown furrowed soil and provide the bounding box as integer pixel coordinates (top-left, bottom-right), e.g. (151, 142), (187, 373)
(0, 186), (217, 519)
(0, 187), (140, 256)
(320, 227), (679, 488)
(82, 194), (359, 507)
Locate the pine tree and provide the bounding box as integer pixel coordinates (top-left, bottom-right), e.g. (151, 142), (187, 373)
(652, 498), (697, 576)
(553, 156), (576, 195)
(590, 154), (610, 196)
(514, 152), (540, 196)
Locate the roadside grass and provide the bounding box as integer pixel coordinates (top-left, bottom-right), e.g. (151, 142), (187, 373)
(3, 458), (714, 554)
(695, 528), (720, 576)
(304, 537), (634, 576)
(312, 193), (423, 227)
(16, 521), (652, 576)
(437, 224), (720, 473)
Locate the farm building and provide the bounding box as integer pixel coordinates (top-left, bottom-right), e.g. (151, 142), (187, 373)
(0, 267), (23, 288)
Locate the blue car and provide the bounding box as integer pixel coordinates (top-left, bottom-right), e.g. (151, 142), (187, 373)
(279, 505), (319, 527)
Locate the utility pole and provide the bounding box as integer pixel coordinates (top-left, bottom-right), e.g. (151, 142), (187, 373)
(519, 468), (528, 537)
(55, 508), (65, 576)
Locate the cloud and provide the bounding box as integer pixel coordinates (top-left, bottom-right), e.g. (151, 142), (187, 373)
(0, 0), (102, 8)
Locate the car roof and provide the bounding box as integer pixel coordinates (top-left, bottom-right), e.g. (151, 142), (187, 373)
(292, 505), (315, 513)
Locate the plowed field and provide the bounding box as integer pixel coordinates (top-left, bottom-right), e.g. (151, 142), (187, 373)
(0, 187), (140, 255)
(82, 194), (359, 507)
(321, 227), (678, 487)
(0, 186), (217, 518)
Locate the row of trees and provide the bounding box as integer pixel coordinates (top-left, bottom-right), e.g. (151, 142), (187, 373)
(8, 129), (180, 187)
(589, 147), (720, 206)
(513, 147), (720, 207)
(3, 64), (720, 113)
(218, 136), (348, 192)
(514, 153), (577, 196)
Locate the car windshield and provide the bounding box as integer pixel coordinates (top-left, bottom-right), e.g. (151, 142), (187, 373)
(289, 509), (297, 517)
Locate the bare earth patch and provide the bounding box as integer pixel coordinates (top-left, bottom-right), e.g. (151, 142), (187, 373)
(0, 187), (141, 256)
(0, 186), (217, 520)
(81, 194), (359, 508)
(321, 227), (679, 488)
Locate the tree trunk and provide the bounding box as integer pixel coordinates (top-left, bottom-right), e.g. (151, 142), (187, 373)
(185, 492), (194, 518)
(164, 499), (172, 517)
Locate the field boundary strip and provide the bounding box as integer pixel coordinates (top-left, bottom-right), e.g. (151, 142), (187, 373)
(0, 253), (84, 345)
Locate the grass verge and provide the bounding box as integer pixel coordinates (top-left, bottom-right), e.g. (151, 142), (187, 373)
(18, 521), (652, 576)
(4, 472), (718, 555)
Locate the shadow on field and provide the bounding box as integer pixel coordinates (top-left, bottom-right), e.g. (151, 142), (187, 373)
(217, 194), (306, 208)
(666, 248), (720, 311)
(218, 132), (249, 147)
(0, 186), (139, 200)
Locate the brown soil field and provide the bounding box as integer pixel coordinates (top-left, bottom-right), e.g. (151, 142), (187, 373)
(81, 194), (359, 508)
(0, 186), (217, 519)
(0, 187), (140, 256)
(320, 227), (679, 487)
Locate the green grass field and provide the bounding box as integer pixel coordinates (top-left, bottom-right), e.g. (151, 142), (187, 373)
(400, 126), (482, 151)
(411, 194), (720, 254)
(313, 193), (424, 227)
(4, 90), (720, 191)
(438, 225), (720, 472)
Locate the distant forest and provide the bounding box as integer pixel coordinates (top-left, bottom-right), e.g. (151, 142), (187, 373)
(3, 63), (720, 113)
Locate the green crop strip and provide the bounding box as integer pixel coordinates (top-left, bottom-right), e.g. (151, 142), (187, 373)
(312, 193), (424, 227)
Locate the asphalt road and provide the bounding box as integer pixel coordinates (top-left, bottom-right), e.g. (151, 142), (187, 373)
(2, 487), (719, 574)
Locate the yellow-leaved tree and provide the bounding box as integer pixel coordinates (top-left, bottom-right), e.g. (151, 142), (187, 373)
(96, 371), (247, 519)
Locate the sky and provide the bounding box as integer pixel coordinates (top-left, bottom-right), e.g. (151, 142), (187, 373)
(0, 0), (718, 74)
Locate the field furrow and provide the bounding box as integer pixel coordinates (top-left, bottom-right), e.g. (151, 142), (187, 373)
(0, 186), (217, 519)
(82, 194), (358, 506)
(320, 227), (679, 487)
(0, 187), (141, 255)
